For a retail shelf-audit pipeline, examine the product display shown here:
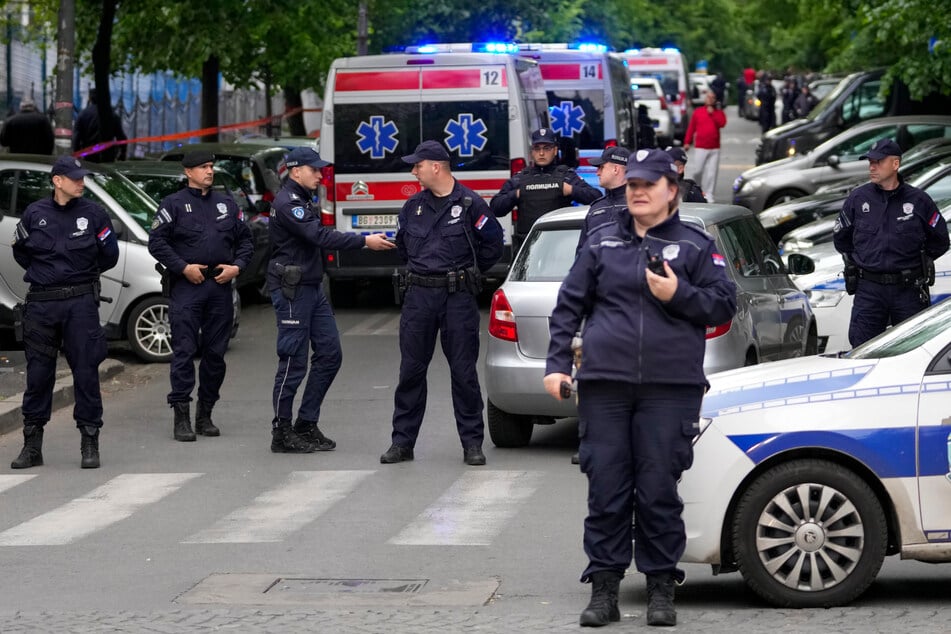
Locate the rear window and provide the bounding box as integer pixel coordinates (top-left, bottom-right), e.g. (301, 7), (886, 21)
(333, 100), (511, 174)
(631, 81), (660, 101)
(509, 222), (581, 282)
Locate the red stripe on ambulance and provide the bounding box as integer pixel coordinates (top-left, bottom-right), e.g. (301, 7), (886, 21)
(336, 178), (506, 202)
(422, 68), (507, 89)
(335, 71), (419, 91)
(540, 63), (602, 81)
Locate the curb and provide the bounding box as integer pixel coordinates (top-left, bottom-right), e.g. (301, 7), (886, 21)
(0, 358), (126, 437)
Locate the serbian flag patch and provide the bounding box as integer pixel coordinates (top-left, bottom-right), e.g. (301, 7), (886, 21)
(930, 211), (941, 227)
(97, 227), (112, 242)
(475, 214), (489, 230)
(712, 253), (726, 267)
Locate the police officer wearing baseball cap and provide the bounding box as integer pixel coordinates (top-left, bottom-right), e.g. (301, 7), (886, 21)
(267, 146), (394, 453)
(575, 146), (631, 255)
(833, 137), (949, 346)
(545, 148), (736, 627)
(10, 156), (119, 470)
(664, 146), (707, 203)
(380, 140), (503, 466)
(149, 150), (255, 442)
(491, 128), (601, 252)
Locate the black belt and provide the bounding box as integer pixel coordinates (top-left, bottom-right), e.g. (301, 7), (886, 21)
(26, 283), (97, 302)
(858, 268), (922, 285)
(406, 272), (453, 287)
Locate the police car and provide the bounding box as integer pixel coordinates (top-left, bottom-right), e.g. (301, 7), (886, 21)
(683, 296), (951, 607)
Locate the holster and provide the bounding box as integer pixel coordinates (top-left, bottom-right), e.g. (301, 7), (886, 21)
(461, 266), (483, 295)
(922, 252), (935, 286)
(12, 302), (24, 342)
(843, 260), (858, 295)
(155, 263), (170, 298)
(392, 268), (407, 305)
(279, 264), (302, 300)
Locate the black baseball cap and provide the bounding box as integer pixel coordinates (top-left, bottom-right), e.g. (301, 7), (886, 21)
(625, 148), (679, 182)
(665, 146), (689, 164)
(284, 146), (329, 169)
(401, 140), (451, 163)
(589, 146), (631, 167)
(530, 128), (558, 145)
(860, 138), (902, 160)
(50, 156), (90, 179)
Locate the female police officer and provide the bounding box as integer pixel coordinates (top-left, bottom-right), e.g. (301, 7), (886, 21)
(544, 149), (736, 627)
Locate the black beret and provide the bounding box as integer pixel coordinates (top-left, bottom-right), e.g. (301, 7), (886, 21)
(182, 151), (215, 168)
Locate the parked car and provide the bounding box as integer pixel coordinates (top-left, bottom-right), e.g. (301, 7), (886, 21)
(682, 297), (951, 607)
(0, 155), (239, 362)
(756, 68), (951, 165)
(808, 76), (841, 103)
(483, 203), (817, 447)
(111, 160), (270, 300)
(630, 76), (673, 146)
(157, 143), (285, 210)
(734, 115), (951, 212)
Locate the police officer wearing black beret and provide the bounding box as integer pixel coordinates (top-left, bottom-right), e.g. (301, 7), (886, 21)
(268, 147), (394, 453)
(491, 128), (601, 252)
(148, 150), (254, 442)
(10, 156), (119, 470)
(664, 146), (707, 203)
(575, 146), (631, 255)
(380, 140), (504, 466)
(834, 138), (949, 347)
(545, 149), (736, 627)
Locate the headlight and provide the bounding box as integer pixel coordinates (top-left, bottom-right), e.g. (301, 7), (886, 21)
(806, 288), (846, 308)
(692, 417), (714, 446)
(781, 237), (813, 252)
(736, 178), (764, 194)
(758, 207), (793, 229)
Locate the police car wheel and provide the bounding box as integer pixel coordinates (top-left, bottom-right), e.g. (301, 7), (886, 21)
(731, 459), (887, 608)
(487, 400), (534, 448)
(126, 296), (173, 363)
(784, 317), (805, 357)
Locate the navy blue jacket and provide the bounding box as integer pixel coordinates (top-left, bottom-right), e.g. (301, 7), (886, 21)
(397, 179), (503, 274)
(148, 186), (254, 278)
(490, 162), (601, 235)
(13, 195), (119, 286)
(833, 179), (949, 272)
(575, 184), (628, 256)
(267, 179), (365, 290)
(547, 211), (737, 387)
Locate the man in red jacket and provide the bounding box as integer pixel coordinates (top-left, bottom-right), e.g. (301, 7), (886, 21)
(683, 91), (727, 202)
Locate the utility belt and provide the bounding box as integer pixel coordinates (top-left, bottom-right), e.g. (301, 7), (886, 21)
(270, 261), (303, 300)
(26, 282), (98, 302)
(392, 267), (482, 303)
(857, 267), (923, 286)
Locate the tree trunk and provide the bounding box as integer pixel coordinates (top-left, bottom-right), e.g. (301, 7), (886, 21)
(91, 0), (120, 161)
(201, 56), (220, 142)
(283, 87), (306, 136)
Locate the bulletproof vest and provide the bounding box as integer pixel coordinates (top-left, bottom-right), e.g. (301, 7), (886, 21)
(516, 166), (571, 235)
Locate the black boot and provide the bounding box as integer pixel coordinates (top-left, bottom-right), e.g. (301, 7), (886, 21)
(172, 402), (196, 442)
(646, 573), (677, 626)
(80, 426), (100, 469)
(195, 401), (220, 437)
(11, 425), (44, 469)
(293, 418), (335, 450)
(271, 419), (316, 453)
(579, 570), (622, 627)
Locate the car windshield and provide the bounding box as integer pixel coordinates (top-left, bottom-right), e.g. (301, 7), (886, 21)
(89, 171), (157, 232)
(847, 297), (951, 359)
(509, 221), (582, 282)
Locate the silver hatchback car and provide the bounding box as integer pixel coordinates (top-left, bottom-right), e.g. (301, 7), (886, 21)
(484, 203), (817, 447)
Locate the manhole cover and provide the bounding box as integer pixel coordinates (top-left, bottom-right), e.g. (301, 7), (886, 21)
(267, 578), (427, 594)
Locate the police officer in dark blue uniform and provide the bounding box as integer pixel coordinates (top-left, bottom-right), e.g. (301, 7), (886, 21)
(664, 146), (707, 203)
(380, 140), (504, 466)
(833, 138), (949, 347)
(575, 146), (631, 256)
(148, 151), (254, 442)
(545, 149), (736, 627)
(268, 146), (394, 453)
(10, 156), (119, 470)
(491, 128), (601, 253)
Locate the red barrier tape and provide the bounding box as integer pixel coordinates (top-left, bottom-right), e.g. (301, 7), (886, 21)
(74, 106), (320, 158)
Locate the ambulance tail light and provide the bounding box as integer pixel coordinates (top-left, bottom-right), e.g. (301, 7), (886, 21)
(604, 139), (618, 148)
(659, 95), (668, 110)
(510, 157), (526, 177)
(489, 289), (518, 342)
(705, 321), (732, 339)
(320, 165), (336, 226)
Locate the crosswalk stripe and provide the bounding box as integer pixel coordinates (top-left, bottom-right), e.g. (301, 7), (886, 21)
(0, 473), (201, 546)
(388, 470), (544, 546)
(182, 470), (374, 544)
(0, 474), (36, 494)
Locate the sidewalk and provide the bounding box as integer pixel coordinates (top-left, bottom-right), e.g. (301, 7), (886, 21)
(0, 350), (125, 436)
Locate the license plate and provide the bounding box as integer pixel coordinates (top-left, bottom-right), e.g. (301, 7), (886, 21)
(352, 214), (397, 228)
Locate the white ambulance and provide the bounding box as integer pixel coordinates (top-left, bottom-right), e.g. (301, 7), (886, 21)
(514, 43), (637, 188)
(318, 44), (550, 303)
(621, 47), (692, 141)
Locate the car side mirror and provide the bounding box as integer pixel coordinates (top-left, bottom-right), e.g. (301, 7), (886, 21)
(786, 253), (815, 275)
(827, 154), (840, 167)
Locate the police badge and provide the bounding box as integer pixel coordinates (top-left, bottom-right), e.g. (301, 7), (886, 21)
(903, 202), (914, 216)
(662, 244), (680, 261)
(76, 217), (88, 231)
(451, 205), (462, 218)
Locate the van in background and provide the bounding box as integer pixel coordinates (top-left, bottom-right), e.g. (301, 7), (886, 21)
(621, 47), (692, 141)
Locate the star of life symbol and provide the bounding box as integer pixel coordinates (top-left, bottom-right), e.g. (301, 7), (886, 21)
(549, 101), (586, 137)
(444, 113), (488, 158)
(356, 116), (399, 159)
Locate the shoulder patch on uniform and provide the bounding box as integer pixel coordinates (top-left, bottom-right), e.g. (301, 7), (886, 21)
(97, 227), (112, 242)
(475, 214), (489, 230)
(712, 253), (726, 267)
(930, 211), (941, 227)
(291, 206), (305, 219)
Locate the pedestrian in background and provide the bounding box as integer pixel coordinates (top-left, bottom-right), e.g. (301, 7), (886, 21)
(793, 84), (819, 118)
(683, 91), (726, 203)
(710, 72), (726, 106)
(72, 88), (128, 162)
(491, 128), (601, 253)
(833, 138), (948, 347)
(267, 146), (394, 453)
(148, 151), (254, 442)
(381, 140), (503, 466)
(757, 73), (777, 133)
(10, 156), (119, 470)
(0, 98), (54, 154)
(664, 146), (707, 203)
(544, 148), (736, 627)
